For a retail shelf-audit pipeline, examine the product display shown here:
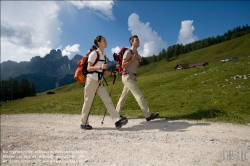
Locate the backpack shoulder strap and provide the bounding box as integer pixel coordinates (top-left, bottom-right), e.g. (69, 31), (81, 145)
(123, 48), (133, 56)
(125, 48), (133, 61)
(93, 50), (100, 66)
(92, 50), (107, 66)
(128, 48), (133, 54)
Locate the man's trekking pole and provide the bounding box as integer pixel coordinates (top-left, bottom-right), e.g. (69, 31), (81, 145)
(101, 73), (116, 124)
(85, 63), (106, 127)
(109, 73), (117, 96)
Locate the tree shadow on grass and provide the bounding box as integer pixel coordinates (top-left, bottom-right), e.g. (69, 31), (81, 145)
(167, 108), (226, 121)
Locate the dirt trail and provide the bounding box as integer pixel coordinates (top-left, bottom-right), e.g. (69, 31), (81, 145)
(1, 114), (250, 166)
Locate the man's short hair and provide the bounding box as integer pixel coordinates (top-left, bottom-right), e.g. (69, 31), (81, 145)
(129, 35), (138, 45)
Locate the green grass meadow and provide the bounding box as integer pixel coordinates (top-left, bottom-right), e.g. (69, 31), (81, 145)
(1, 34), (250, 124)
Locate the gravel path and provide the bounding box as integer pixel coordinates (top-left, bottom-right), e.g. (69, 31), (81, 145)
(1, 114), (250, 166)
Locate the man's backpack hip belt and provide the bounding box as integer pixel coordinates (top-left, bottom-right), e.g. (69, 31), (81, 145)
(122, 70), (137, 76)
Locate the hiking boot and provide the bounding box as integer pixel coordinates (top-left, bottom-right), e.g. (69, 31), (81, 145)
(146, 113), (159, 121)
(81, 124), (93, 130)
(115, 118), (128, 129)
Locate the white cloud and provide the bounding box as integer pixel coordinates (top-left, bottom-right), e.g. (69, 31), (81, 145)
(177, 20), (199, 45)
(62, 44), (80, 56)
(127, 13), (167, 57)
(68, 1), (115, 20)
(111, 46), (122, 54)
(1, 1), (62, 62)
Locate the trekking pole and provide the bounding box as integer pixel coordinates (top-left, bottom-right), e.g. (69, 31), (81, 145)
(101, 73), (117, 124)
(85, 64), (106, 127)
(109, 73), (117, 96)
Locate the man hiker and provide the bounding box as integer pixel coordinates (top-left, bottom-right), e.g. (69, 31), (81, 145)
(116, 35), (159, 121)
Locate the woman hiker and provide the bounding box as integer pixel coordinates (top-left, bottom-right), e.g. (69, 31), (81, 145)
(81, 35), (128, 130)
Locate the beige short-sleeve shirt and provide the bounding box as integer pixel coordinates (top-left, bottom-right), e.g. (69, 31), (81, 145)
(123, 48), (140, 74)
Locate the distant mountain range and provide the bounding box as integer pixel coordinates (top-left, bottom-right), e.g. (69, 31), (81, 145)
(1, 49), (115, 93)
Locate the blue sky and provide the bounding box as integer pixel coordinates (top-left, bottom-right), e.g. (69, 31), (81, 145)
(1, 1), (250, 63)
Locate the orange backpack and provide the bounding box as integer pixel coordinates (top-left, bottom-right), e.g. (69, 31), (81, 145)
(74, 50), (101, 83)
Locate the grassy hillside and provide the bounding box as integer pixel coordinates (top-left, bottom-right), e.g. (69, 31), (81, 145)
(1, 34), (250, 124)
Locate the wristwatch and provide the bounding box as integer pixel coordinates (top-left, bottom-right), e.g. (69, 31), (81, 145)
(100, 66), (102, 70)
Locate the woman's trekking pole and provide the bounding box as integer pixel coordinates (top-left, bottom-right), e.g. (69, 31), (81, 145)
(85, 64), (106, 127)
(101, 74), (116, 124)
